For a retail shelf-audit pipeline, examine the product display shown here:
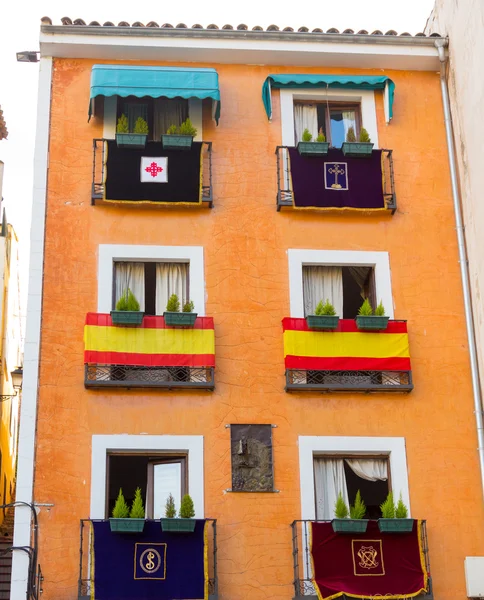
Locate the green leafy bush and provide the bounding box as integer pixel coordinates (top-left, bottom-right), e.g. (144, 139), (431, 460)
(133, 117), (148, 135)
(358, 298), (373, 316)
(179, 494), (195, 518)
(130, 487), (145, 519)
(380, 491), (396, 519)
(374, 301), (386, 316)
(334, 491), (349, 519)
(112, 488), (129, 518)
(179, 118), (197, 137)
(316, 129), (326, 143)
(346, 126), (357, 142)
(166, 124), (178, 135)
(395, 494), (409, 518)
(165, 493), (177, 518)
(182, 300), (195, 313)
(166, 294), (180, 312)
(315, 299), (336, 316)
(116, 114), (129, 134)
(359, 127), (371, 143)
(302, 128), (312, 142)
(115, 288), (140, 312)
(350, 490), (366, 520)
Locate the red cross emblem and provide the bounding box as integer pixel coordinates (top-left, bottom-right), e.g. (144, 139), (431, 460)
(145, 161), (163, 178)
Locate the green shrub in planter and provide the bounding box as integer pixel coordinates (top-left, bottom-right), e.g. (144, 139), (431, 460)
(297, 128), (329, 156)
(164, 294), (197, 326)
(161, 493), (196, 532)
(110, 488), (145, 533)
(378, 492), (414, 532)
(115, 114), (148, 149)
(356, 299), (389, 331)
(162, 118), (197, 150)
(165, 493), (177, 519)
(332, 490), (369, 533)
(111, 288), (144, 326)
(306, 299), (339, 330)
(342, 126), (374, 157)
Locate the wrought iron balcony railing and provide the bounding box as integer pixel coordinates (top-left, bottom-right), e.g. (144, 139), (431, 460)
(78, 519), (218, 600)
(85, 365), (215, 390)
(276, 146), (396, 213)
(291, 520), (432, 600)
(91, 139), (213, 207)
(285, 369), (413, 393)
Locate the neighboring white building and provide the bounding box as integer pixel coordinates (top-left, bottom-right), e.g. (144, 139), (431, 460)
(426, 1), (484, 384)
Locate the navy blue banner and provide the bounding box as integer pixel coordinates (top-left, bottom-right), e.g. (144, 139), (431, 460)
(92, 520), (207, 600)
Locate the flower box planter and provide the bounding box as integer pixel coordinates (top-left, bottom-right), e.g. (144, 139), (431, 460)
(297, 142), (330, 157)
(161, 518), (196, 533)
(378, 518), (415, 533)
(163, 312), (198, 327)
(341, 142), (374, 157)
(306, 315), (339, 330)
(356, 316), (390, 331)
(332, 519), (369, 534)
(115, 133), (148, 149)
(161, 135), (194, 150)
(110, 311), (144, 326)
(109, 518), (145, 533)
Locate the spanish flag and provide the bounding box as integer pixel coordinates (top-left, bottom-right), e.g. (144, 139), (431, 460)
(283, 318), (410, 371)
(84, 313), (215, 367)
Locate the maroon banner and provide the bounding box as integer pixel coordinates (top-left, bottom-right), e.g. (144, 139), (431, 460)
(311, 521), (428, 600)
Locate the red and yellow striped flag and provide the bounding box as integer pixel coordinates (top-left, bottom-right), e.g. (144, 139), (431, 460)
(282, 318), (410, 371)
(84, 313), (215, 367)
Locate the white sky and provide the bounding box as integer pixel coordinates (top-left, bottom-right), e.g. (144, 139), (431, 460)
(0, 0), (436, 312)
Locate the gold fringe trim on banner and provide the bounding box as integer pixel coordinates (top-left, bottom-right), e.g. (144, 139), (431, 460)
(204, 521), (209, 600)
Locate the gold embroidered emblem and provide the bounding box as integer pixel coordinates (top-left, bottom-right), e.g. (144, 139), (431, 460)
(357, 545), (379, 570)
(140, 548), (161, 574)
(134, 543), (167, 580)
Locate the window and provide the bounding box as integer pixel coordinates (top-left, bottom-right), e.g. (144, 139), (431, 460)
(117, 96), (188, 141)
(294, 101), (362, 147)
(313, 455), (390, 520)
(106, 453), (187, 519)
(302, 265), (376, 318)
(113, 261), (189, 316)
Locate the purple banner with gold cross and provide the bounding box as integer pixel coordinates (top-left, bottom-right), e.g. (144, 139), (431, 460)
(91, 520), (208, 600)
(288, 148), (386, 211)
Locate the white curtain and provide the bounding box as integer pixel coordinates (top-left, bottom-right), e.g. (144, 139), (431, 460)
(114, 262), (145, 311)
(314, 458), (349, 520)
(345, 459), (388, 482)
(303, 266), (343, 316)
(155, 263), (189, 315)
(342, 110), (357, 139)
(153, 98), (189, 140)
(294, 104), (318, 144)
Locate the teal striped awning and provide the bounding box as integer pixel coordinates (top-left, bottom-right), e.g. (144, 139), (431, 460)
(262, 74), (395, 123)
(89, 65), (221, 123)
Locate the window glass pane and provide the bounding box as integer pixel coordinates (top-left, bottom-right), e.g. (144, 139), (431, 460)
(330, 110), (356, 148)
(152, 462), (181, 519)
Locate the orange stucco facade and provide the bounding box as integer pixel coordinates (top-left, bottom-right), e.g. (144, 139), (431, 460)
(30, 51), (484, 600)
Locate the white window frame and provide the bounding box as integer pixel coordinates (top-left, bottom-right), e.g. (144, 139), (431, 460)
(280, 88), (379, 148)
(288, 249), (394, 319)
(103, 97), (203, 141)
(97, 244), (205, 315)
(90, 434), (204, 519)
(298, 435), (411, 521)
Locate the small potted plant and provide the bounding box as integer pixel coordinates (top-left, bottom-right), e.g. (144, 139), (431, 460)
(306, 299), (339, 330)
(332, 490), (369, 533)
(378, 492), (414, 533)
(115, 114), (149, 149)
(109, 487), (145, 533)
(356, 299), (390, 331)
(297, 128), (330, 157)
(161, 493), (197, 532)
(111, 288), (144, 326)
(163, 295), (198, 327)
(161, 118), (197, 150)
(342, 126), (374, 157)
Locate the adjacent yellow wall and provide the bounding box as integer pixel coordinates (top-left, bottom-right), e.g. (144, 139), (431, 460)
(33, 57), (484, 599)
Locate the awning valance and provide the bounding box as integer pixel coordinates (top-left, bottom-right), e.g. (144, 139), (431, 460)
(89, 65), (221, 123)
(262, 74), (395, 123)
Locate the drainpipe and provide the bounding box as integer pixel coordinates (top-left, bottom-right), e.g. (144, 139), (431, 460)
(435, 38), (484, 500)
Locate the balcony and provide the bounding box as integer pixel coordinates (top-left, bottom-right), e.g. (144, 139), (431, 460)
(276, 146), (396, 213)
(84, 313), (215, 390)
(283, 318), (413, 393)
(78, 518), (218, 600)
(92, 139), (213, 207)
(291, 520), (432, 600)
